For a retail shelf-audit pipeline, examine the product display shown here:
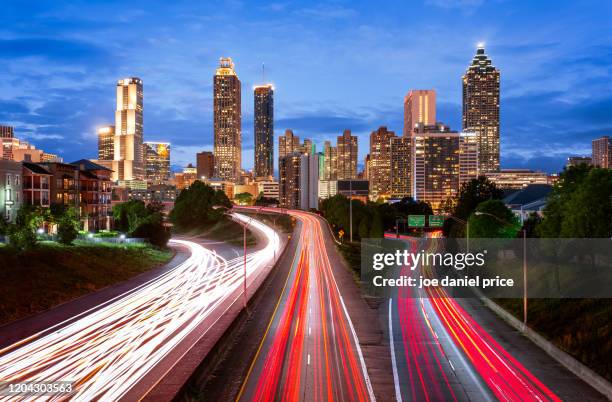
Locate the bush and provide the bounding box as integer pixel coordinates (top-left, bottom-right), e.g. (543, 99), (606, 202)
(56, 208), (79, 245)
(131, 213), (170, 248)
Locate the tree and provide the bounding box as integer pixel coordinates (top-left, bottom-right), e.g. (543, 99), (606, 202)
(255, 192), (279, 206)
(170, 181), (227, 230)
(113, 200), (150, 234)
(7, 206), (42, 251)
(234, 192), (254, 205)
(57, 207), (79, 245)
(538, 166), (612, 238)
(444, 177), (503, 237)
(369, 210), (384, 238)
(131, 212), (170, 248)
(358, 217), (370, 240)
(468, 199), (520, 238)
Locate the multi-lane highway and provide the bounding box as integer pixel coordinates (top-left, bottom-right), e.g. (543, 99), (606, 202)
(0, 212), (280, 401)
(236, 209), (376, 402)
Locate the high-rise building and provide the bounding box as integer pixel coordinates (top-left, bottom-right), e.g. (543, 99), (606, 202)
(113, 77), (144, 181)
(279, 129), (301, 163)
(592, 136), (611, 168)
(458, 132), (479, 187)
(144, 142), (170, 184)
(254, 84), (274, 180)
(403, 90), (436, 137)
(214, 58), (241, 182)
(278, 152), (318, 210)
(322, 140), (338, 180)
(196, 151), (215, 180)
(369, 126), (396, 200)
(97, 125), (115, 161)
(412, 123), (461, 211)
(463, 44), (500, 173)
(301, 139), (314, 155)
(390, 136), (412, 198)
(336, 129), (358, 179)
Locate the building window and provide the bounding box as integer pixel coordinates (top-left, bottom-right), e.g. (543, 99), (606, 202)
(5, 174), (11, 186)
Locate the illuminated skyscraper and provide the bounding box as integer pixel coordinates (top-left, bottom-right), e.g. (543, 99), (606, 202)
(369, 126), (396, 200)
(278, 129), (300, 163)
(336, 129), (358, 180)
(214, 58), (241, 182)
(458, 132), (479, 187)
(144, 142), (170, 184)
(403, 90), (436, 137)
(390, 136), (412, 198)
(113, 77), (144, 181)
(254, 84), (274, 180)
(97, 126), (115, 161)
(463, 44), (500, 173)
(322, 140), (338, 180)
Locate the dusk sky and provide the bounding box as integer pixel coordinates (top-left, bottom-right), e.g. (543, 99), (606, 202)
(1, 0), (611, 173)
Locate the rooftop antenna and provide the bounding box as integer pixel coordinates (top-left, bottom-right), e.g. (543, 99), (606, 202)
(262, 62), (265, 83)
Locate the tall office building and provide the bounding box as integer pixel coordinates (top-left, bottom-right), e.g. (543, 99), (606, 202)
(144, 142), (170, 184)
(403, 90), (436, 137)
(114, 77), (144, 181)
(390, 136), (412, 198)
(412, 123), (460, 211)
(278, 152), (318, 210)
(462, 44), (500, 173)
(279, 129), (301, 162)
(369, 126), (396, 200)
(458, 132), (479, 187)
(592, 136), (611, 168)
(322, 140), (338, 180)
(97, 126), (115, 161)
(196, 151), (215, 179)
(254, 84), (274, 179)
(336, 129), (358, 179)
(214, 58), (241, 182)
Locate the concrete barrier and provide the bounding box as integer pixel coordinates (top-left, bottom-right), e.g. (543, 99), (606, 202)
(480, 296), (612, 400)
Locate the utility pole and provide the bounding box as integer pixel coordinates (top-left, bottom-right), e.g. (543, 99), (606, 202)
(349, 179), (353, 242)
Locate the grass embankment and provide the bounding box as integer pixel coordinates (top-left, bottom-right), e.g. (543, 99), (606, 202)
(0, 241), (173, 325)
(496, 298), (611, 382)
(181, 217), (257, 247)
(337, 242), (361, 283)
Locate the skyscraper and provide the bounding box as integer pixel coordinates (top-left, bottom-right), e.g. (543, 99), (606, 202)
(214, 57), (241, 182)
(113, 77), (144, 181)
(278, 152), (319, 210)
(254, 84), (274, 180)
(403, 90), (436, 137)
(390, 136), (412, 198)
(462, 44), (500, 173)
(369, 126), (396, 200)
(279, 129), (301, 163)
(144, 142), (170, 184)
(322, 140), (338, 180)
(336, 129), (358, 180)
(97, 126), (115, 161)
(196, 151), (215, 179)
(458, 132), (479, 187)
(592, 136), (611, 168)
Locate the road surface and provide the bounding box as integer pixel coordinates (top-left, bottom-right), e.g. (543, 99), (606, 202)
(236, 209), (376, 402)
(0, 213), (280, 401)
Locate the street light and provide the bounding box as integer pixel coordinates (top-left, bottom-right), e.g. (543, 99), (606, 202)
(474, 211), (528, 327)
(222, 208), (251, 311)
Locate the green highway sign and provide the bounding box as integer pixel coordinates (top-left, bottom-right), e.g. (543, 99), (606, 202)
(429, 215), (445, 227)
(408, 215), (426, 227)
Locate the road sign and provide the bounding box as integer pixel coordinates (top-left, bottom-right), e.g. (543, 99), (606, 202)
(338, 229), (345, 239)
(429, 215), (445, 227)
(408, 215), (425, 227)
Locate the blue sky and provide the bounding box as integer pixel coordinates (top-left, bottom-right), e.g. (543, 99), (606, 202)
(1, 0), (611, 173)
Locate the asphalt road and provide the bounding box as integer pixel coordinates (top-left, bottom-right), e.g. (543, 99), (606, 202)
(0, 213), (280, 401)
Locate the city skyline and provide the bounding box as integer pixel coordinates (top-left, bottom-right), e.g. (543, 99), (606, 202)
(1, 1), (612, 173)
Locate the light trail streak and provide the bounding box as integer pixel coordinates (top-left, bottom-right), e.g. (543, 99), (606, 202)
(0, 213), (280, 401)
(236, 208), (375, 402)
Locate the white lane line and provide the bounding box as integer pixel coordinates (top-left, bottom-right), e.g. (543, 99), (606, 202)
(307, 354), (311, 365)
(388, 298), (403, 402)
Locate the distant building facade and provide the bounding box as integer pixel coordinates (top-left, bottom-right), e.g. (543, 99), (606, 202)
(390, 136), (412, 199)
(196, 151), (215, 180)
(566, 156), (592, 168)
(0, 160), (22, 222)
(336, 129), (358, 180)
(144, 142), (170, 184)
(592, 136), (611, 168)
(403, 90), (436, 137)
(114, 77), (144, 181)
(369, 126), (396, 200)
(97, 125), (115, 161)
(484, 169), (548, 189)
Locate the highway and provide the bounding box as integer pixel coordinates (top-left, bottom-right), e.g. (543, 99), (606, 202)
(236, 209), (376, 402)
(388, 234), (568, 402)
(0, 212), (280, 401)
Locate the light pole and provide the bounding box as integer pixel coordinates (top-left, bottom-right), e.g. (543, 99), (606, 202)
(474, 211), (527, 326)
(349, 179), (353, 243)
(218, 205), (250, 310)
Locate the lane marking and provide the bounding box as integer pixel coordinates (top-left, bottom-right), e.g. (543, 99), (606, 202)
(307, 354), (311, 365)
(388, 298), (403, 402)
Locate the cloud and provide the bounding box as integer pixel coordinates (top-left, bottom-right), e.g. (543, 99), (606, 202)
(294, 5), (356, 20)
(425, 0), (484, 12)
